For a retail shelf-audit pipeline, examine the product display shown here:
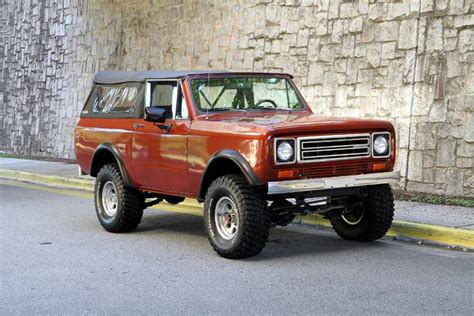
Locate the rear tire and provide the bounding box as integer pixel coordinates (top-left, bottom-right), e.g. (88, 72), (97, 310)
(269, 199), (295, 227)
(95, 163), (144, 233)
(204, 175), (271, 259)
(330, 184), (394, 241)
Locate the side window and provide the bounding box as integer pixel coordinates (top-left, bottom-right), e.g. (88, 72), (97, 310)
(147, 81), (189, 120)
(92, 85), (139, 114)
(149, 82), (176, 119)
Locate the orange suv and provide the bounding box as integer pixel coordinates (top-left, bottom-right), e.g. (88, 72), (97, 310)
(75, 71), (400, 259)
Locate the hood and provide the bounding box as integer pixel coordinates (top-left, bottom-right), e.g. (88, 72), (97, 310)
(202, 111), (394, 135)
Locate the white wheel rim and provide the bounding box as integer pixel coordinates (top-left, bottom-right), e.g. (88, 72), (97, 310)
(214, 196), (239, 240)
(341, 208), (364, 225)
(101, 181), (118, 217)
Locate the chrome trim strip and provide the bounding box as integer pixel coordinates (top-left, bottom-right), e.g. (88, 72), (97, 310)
(267, 171), (401, 195)
(301, 151), (369, 159)
(297, 133), (371, 140)
(301, 145), (369, 152)
(301, 143), (369, 150)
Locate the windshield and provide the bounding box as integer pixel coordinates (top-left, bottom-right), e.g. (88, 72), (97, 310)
(190, 77), (305, 112)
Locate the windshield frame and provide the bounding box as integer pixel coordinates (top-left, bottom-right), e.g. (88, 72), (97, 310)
(185, 73), (309, 115)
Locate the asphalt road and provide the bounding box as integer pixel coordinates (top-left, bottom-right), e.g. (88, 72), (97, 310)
(1, 181), (473, 314)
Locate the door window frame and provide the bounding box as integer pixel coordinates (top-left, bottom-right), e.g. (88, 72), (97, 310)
(144, 79), (189, 120)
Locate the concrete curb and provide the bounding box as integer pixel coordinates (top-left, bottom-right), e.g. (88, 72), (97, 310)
(0, 169), (94, 192)
(298, 214), (474, 250)
(1, 168), (473, 250)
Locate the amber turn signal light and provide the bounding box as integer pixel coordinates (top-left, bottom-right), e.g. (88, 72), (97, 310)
(277, 169), (295, 179)
(372, 162), (386, 171)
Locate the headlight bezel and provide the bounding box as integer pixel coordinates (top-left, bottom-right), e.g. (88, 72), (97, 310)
(274, 138), (296, 164)
(372, 132), (391, 158)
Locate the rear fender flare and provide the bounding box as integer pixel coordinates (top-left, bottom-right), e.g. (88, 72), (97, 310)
(90, 143), (134, 188)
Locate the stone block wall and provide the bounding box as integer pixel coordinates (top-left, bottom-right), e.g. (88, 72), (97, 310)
(1, 0), (473, 196)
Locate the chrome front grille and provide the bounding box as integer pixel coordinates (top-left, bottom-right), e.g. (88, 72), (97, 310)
(298, 134), (371, 163)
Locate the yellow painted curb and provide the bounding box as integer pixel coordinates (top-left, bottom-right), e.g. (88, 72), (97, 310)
(156, 201), (474, 249)
(387, 220), (474, 249)
(297, 214), (474, 249)
(1, 170), (473, 249)
(0, 169), (94, 192)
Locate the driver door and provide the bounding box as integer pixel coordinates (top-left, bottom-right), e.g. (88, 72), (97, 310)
(131, 80), (190, 195)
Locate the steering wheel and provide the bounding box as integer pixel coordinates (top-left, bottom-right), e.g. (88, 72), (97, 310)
(255, 99), (277, 108)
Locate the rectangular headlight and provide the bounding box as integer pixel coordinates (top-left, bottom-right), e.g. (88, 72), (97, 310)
(372, 132), (391, 158)
(274, 138), (296, 164)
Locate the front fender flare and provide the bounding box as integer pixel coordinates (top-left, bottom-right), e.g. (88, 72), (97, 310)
(199, 149), (262, 199)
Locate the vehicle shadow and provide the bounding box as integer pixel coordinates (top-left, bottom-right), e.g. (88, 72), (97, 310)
(137, 211), (388, 261)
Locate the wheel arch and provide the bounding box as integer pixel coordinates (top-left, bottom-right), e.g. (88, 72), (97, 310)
(198, 149), (262, 200)
(90, 143), (134, 188)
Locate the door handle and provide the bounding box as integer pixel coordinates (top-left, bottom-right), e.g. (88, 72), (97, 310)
(133, 123), (145, 129)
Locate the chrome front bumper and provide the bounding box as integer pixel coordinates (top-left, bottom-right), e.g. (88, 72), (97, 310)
(267, 171), (401, 195)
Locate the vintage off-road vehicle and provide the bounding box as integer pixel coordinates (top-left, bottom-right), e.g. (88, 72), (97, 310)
(75, 70), (400, 259)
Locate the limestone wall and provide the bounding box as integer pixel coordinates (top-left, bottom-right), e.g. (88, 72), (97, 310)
(1, 0), (473, 196)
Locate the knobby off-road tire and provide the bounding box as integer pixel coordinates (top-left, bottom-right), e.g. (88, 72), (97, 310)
(269, 199), (295, 227)
(95, 163), (144, 233)
(330, 184), (394, 241)
(204, 175), (271, 259)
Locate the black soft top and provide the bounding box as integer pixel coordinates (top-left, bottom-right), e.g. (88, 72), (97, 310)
(94, 70), (228, 84)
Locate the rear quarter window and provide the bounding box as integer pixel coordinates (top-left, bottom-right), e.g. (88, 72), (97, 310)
(81, 83), (144, 118)
(93, 86), (138, 113)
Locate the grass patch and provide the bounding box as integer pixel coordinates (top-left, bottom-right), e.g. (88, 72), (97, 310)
(394, 190), (474, 208)
(0, 153), (21, 159)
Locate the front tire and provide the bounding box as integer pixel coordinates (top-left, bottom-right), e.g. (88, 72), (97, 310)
(95, 164), (144, 233)
(204, 175), (271, 259)
(330, 184), (394, 241)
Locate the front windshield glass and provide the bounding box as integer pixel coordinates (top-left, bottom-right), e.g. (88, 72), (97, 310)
(190, 77), (304, 112)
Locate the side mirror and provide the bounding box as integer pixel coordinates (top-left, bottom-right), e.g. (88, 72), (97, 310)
(145, 106), (167, 123)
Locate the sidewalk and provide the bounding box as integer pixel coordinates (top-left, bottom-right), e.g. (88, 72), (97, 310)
(1, 157), (473, 249)
(0, 158), (82, 177)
